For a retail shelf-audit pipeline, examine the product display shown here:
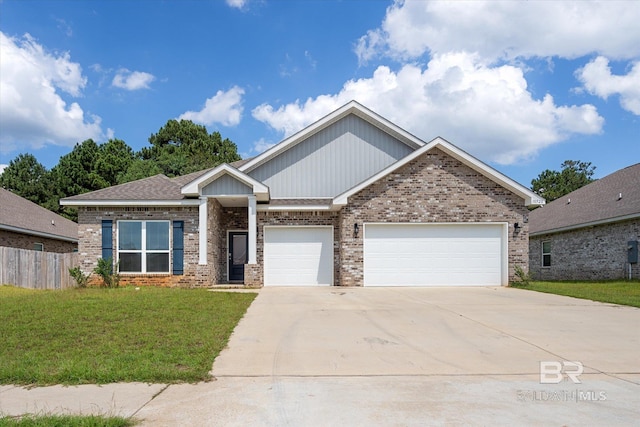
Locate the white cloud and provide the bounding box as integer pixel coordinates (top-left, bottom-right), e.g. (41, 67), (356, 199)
(356, 0), (640, 64)
(251, 138), (276, 154)
(112, 68), (155, 90)
(253, 53), (604, 165)
(576, 57), (640, 115)
(0, 32), (104, 152)
(226, 0), (246, 9)
(55, 18), (73, 37)
(179, 86), (245, 127)
(0, 164), (7, 175)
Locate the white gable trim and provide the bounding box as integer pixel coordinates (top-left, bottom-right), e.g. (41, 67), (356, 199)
(181, 163), (269, 200)
(333, 137), (545, 207)
(239, 100), (425, 173)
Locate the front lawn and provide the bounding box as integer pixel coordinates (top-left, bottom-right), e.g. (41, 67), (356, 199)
(0, 286), (256, 385)
(512, 280), (640, 308)
(0, 414), (134, 427)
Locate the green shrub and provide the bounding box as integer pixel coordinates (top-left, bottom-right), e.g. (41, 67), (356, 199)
(512, 265), (532, 286)
(93, 257), (120, 288)
(68, 266), (90, 288)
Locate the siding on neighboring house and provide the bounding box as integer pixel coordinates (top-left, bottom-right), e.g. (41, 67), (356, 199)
(0, 229), (77, 253)
(247, 115), (414, 198)
(338, 148), (529, 286)
(530, 219), (640, 280)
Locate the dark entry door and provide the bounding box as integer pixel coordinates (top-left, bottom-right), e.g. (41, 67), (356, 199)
(229, 232), (248, 282)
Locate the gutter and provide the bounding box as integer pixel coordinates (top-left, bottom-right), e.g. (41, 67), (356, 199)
(60, 199), (201, 207)
(0, 224), (78, 243)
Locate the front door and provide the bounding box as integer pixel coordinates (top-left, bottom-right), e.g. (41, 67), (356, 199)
(229, 231), (248, 282)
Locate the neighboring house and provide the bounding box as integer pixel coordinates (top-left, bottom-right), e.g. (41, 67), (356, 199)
(61, 101), (543, 287)
(0, 188), (78, 253)
(529, 163), (640, 281)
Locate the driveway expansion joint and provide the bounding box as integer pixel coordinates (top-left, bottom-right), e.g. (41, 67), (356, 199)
(129, 384), (170, 420)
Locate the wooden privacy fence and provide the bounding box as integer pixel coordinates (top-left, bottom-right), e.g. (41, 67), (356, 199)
(0, 247), (79, 290)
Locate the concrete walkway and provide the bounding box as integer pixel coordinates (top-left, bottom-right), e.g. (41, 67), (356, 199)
(1, 287), (639, 426)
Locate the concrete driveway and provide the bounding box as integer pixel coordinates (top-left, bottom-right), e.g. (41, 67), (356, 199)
(137, 287), (640, 426)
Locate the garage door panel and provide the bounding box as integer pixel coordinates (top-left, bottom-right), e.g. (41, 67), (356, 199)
(264, 227), (333, 286)
(364, 223), (504, 287)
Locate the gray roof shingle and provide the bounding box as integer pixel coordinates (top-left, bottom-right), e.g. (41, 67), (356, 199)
(62, 174), (186, 201)
(62, 164), (244, 203)
(0, 188), (78, 240)
(529, 163), (640, 235)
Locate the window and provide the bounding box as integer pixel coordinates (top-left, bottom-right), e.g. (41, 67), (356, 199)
(542, 241), (551, 267)
(34, 243), (44, 251)
(118, 221), (170, 273)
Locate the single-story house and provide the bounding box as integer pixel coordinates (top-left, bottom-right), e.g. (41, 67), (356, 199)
(61, 101), (543, 287)
(529, 163), (640, 281)
(0, 188), (78, 253)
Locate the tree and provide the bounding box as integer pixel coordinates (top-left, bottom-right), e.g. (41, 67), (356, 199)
(117, 159), (163, 184)
(0, 153), (53, 207)
(94, 139), (135, 186)
(142, 119), (241, 176)
(50, 139), (137, 220)
(51, 139), (108, 200)
(531, 160), (596, 202)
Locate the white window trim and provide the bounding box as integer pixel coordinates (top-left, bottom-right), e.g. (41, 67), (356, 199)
(117, 220), (171, 274)
(542, 240), (551, 268)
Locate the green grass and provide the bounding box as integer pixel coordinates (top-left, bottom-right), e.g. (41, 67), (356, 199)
(0, 286), (256, 386)
(0, 414), (134, 427)
(512, 280), (640, 308)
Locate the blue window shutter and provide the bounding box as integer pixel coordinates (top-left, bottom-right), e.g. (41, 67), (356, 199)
(101, 220), (113, 261)
(173, 221), (184, 275)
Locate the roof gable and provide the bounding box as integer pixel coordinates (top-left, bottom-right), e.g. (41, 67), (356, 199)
(181, 163), (269, 200)
(245, 113), (415, 198)
(333, 137), (544, 207)
(0, 188), (77, 241)
(530, 163), (640, 235)
(239, 100), (425, 174)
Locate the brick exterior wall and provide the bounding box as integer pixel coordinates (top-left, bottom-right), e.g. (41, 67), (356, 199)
(77, 206), (212, 287)
(0, 229), (77, 253)
(208, 199), (224, 284)
(530, 219), (640, 280)
(339, 148), (529, 286)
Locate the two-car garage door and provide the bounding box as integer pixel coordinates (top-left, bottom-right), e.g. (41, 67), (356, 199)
(263, 223), (507, 287)
(364, 223), (506, 287)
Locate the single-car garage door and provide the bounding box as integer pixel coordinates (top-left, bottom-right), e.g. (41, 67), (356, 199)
(264, 226), (333, 286)
(364, 223), (506, 287)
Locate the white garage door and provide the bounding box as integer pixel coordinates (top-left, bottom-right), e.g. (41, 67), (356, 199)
(264, 226), (333, 286)
(364, 223), (506, 287)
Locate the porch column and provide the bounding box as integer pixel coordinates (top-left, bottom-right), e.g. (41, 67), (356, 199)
(248, 195), (257, 264)
(199, 197), (207, 265)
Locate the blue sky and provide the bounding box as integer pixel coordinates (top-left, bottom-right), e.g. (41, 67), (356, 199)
(1, 0), (639, 188)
